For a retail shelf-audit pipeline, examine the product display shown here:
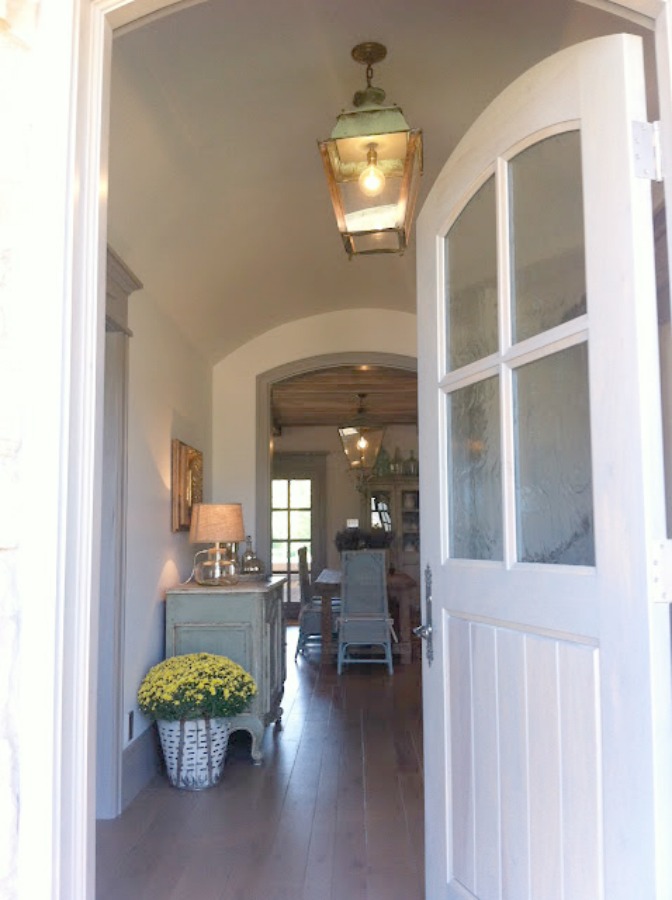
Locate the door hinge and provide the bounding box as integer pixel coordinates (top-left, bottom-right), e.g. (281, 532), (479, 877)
(651, 540), (672, 603)
(633, 121), (662, 182)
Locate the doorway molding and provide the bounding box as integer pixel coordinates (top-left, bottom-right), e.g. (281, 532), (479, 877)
(272, 451), (328, 615)
(97, 249), (141, 820)
(37, 1), (662, 897)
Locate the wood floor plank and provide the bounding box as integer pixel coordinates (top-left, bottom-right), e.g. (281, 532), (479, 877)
(300, 728), (342, 900)
(96, 626), (424, 900)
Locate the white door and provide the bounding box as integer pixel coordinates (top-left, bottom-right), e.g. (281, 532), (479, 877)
(417, 34), (672, 900)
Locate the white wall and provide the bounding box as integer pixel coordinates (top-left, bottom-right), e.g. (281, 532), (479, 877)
(212, 309), (418, 548)
(124, 294), (212, 744)
(275, 424), (419, 568)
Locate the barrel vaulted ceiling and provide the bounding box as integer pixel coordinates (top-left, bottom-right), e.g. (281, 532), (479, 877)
(107, 0), (650, 369)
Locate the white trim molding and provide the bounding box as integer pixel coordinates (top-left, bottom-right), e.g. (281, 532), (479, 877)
(21, 0), (214, 895)
(576, 0), (662, 28)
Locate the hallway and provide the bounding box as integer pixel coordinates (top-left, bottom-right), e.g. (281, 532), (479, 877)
(96, 628), (424, 900)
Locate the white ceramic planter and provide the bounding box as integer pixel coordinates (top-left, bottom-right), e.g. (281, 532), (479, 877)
(157, 717), (231, 790)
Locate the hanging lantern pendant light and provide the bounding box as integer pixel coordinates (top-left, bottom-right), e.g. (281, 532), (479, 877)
(338, 393), (386, 473)
(318, 42), (423, 258)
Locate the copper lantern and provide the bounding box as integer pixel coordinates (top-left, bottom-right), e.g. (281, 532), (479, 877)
(318, 42), (423, 258)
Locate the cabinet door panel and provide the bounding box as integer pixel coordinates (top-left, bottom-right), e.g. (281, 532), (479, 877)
(173, 623), (252, 671)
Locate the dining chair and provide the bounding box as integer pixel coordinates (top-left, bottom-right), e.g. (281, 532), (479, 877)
(337, 549), (396, 674)
(295, 547), (339, 659)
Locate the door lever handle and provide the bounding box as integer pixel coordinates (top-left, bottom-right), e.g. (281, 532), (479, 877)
(417, 563), (434, 664)
(413, 624), (433, 640)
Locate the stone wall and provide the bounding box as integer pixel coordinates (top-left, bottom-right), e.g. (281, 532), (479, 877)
(0, 2), (39, 895)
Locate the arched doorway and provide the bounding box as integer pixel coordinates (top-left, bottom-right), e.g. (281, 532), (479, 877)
(255, 352), (417, 573)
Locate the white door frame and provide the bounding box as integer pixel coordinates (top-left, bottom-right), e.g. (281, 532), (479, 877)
(578, 2), (672, 322)
(22, 1), (186, 896)
(27, 0), (667, 898)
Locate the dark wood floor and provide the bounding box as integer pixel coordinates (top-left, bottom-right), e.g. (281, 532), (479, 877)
(96, 628), (425, 900)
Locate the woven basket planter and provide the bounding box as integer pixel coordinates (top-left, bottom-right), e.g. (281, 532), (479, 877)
(157, 717), (231, 790)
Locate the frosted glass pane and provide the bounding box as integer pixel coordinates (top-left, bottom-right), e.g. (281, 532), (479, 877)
(514, 343), (594, 565)
(446, 176), (497, 370)
(510, 132), (586, 342)
(449, 377), (503, 560)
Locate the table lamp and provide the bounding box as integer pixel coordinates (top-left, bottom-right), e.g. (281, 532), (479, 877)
(189, 503), (245, 585)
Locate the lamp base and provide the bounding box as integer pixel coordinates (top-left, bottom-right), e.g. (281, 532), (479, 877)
(193, 573), (240, 587)
(193, 544), (240, 586)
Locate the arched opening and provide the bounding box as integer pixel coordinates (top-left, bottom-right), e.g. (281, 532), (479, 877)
(255, 352), (418, 573)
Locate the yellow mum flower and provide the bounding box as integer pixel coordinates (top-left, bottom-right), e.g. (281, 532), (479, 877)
(137, 652), (257, 722)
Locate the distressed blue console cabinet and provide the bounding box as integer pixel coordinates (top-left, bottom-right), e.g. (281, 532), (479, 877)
(165, 576), (286, 763)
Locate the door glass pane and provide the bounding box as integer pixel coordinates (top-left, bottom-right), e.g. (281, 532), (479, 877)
(290, 510), (311, 540)
(271, 510), (288, 540)
(271, 476), (316, 607)
(291, 542), (311, 566)
(290, 479), (311, 507)
(289, 541), (308, 577)
(446, 175), (498, 370)
(271, 540), (287, 568)
(448, 376), (503, 560)
(510, 131), (586, 342)
(514, 342), (594, 565)
(272, 479), (288, 508)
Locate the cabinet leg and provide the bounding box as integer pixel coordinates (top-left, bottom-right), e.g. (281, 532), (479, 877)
(227, 713), (265, 765)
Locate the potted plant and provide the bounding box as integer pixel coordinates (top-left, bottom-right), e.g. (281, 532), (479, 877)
(137, 652), (257, 790)
(334, 527), (395, 551)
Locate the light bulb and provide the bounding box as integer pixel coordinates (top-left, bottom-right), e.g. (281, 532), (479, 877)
(356, 434), (369, 451)
(358, 144), (385, 197)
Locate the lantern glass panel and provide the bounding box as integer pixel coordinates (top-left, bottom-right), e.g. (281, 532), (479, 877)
(332, 132), (408, 171)
(348, 230), (403, 255)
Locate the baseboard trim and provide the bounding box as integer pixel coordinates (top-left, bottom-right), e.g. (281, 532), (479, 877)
(121, 725), (161, 811)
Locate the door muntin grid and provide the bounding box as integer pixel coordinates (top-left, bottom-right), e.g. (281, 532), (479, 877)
(443, 129), (594, 566)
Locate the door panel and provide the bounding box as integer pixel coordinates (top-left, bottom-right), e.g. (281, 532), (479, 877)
(417, 34), (672, 900)
(448, 620), (601, 899)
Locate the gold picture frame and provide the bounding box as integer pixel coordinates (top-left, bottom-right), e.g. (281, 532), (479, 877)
(171, 439), (203, 532)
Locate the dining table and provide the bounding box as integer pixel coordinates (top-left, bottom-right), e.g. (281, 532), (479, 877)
(313, 567), (419, 664)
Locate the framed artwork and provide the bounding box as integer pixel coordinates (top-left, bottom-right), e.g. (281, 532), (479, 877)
(171, 439), (203, 532)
